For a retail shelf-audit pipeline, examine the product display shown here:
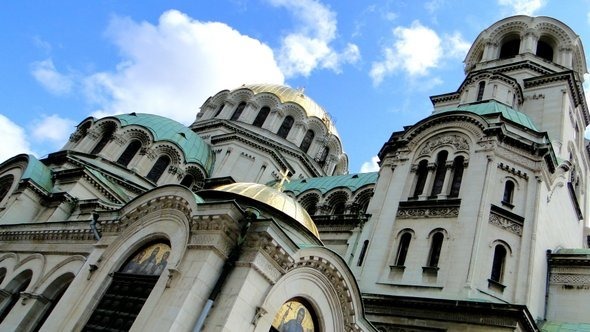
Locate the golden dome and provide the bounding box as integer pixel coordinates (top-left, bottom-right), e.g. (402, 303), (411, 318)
(214, 182), (319, 238)
(235, 84), (339, 138)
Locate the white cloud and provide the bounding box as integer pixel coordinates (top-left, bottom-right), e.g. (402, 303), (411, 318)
(83, 10), (285, 124)
(360, 156), (380, 173)
(425, 0), (446, 14)
(370, 21), (469, 86)
(268, 0), (360, 77)
(31, 114), (77, 147)
(0, 114), (33, 163)
(30, 59), (73, 95)
(497, 0), (546, 15)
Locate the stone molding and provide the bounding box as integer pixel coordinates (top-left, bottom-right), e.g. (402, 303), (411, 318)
(550, 273), (590, 285)
(397, 206), (459, 219)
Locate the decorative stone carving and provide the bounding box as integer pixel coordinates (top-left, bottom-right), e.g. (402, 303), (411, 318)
(550, 273), (590, 285)
(419, 135), (470, 156)
(488, 212), (523, 236)
(397, 207), (459, 219)
(498, 162), (529, 180)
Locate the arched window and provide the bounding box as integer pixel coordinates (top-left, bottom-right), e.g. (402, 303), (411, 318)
(0, 175), (14, 203)
(357, 240), (369, 266)
(536, 39), (554, 62)
(413, 160), (429, 198)
(300, 194), (319, 216)
(449, 156), (465, 198)
(146, 155), (171, 183)
(394, 232), (412, 266)
(502, 180), (515, 205)
(477, 81), (485, 101)
(490, 244), (507, 283)
(84, 242), (171, 331)
(318, 147), (329, 168)
(0, 268), (5, 285)
(431, 151), (448, 196)
(271, 298), (318, 332)
(91, 126), (115, 155)
(0, 270), (32, 323)
(116, 140), (142, 166)
(277, 116), (294, 139)
(332, 202), (346, 214)
(230, 102), (246, 121)
(214, 103), (225, 117)
(499, 38), (520, 59)
(31, 273), (74, 331)
(427, 232), (444, 268)
(253, 106), (270, 127)
(300, 130), (315, 153)
(180, 174), (194, 188)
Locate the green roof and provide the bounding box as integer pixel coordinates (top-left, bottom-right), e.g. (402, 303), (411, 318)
(86, 168), (130, 202)
(435, 100), (539, 131)
(21, 155), (53, 193)
(553, 248), (590, 255)
(541, 321), (590, 332)
(283, 172), (378, 195)
(113, 113), (215, 175)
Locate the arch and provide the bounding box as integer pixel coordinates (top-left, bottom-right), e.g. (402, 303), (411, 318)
(270, 298), (319, 331)
(230, 102), (246, 121)
(502, 179), (516, 205)
(116, 139), (142, 166)
(30, 272), (75, 331)
(299, 193), (320, 216)
(499, 34), (521, 59)
(299, 130), (315, 153)
(490, 243), (508, 283)
(536, 36), (555, 61)
(449, 156), (465, 198)
(277, 116), (294, 139)
(352, 188), (374, 214)
(0, 268), (5, 286)
(426, 231), (445, 268)
(394, 230), (413, 267)
(0, 175), (15, 205)
(146, 155), (171, 183)
(90, 121), (117, 155)
(0, 269), (32, 323)
(431, 150), (449, 196)
(213, 103), (225, 117)
(412, 159), (429, 198)
(253, 106), (270, 127)
(326, 191), (349, 215)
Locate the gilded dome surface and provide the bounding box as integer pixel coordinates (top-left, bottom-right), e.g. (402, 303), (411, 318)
(214, 182), (319, 238)
(235, 84), (339, 137)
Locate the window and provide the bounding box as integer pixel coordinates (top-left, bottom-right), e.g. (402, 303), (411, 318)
(270, 298), (318, 332)
(499, 38), (520, 59)
(214, 103), (225, 117)
(318, 147), (329, 167)
(0, 175), (14, 203)
(332, 202), (346, 214)
(253, 106), (270, 127)
(395, 232), (412, 266)
(449, 156), (464, 198)
(180, 174), (194, 188)
(84, 243), (171, 331)
(502, 180), (515, 205)
(91, 127), (115, 155)
(431, 151), (448, 196)
(357, 240), (369, 266)
(31, 273), (74, 332)
(300, 130), (315, 153)
(300, 194), (319, 216)
(427, 232), (444, 268)
(277, 116), (294, 139)
(536, 39), (554, 62)
(413, 160), (428, 198)
(490, 244), (507, 283)
(116, 140), (142, 166)
(0, 270), (32, 323)
(230, 102), (246, 121)
(477, 81), (485, 101)
(146, 155), (171, 183)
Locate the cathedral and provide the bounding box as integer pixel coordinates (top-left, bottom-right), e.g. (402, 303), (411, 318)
(0, 15), (589, 332)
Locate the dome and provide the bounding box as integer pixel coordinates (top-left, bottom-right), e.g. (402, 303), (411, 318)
(113, 113), (215, 175)
(213, 182), (320, 238)
(234, 83), (339, 138)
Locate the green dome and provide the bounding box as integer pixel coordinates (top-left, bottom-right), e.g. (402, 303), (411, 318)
(114, 113), (215, 175)
(435, 100), (538, 131)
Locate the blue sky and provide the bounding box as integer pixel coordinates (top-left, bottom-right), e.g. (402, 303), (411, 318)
(1, 0), (590, 173)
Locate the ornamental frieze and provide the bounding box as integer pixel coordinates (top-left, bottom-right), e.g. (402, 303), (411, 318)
(419, 135), (470, 156)
(396, 206), (459, 219)
(488, 212), (522, 236)
(550, 273), (590, 286)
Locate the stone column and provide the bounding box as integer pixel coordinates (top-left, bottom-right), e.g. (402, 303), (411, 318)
(437, 161), (455, 200)
(418, 163), (436, 200)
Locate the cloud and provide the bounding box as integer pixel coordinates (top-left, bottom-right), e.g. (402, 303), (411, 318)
(360, 156), (380, 173)
(83, 10), (285, 124)
(30, 59), (73, 95)
(267, 0), (360, 77)
(497, 0), (546, 15)
(31, 114), (77, 147)
(370, 21), (469, 86)
(425, 0), (446, 14)
(0, 114), (33, 162)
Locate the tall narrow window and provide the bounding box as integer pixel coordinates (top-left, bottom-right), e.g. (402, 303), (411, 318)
(431, 151), (448, 196)
(413, 160), (428, 198)
(502, 180), (515, 205)
(0, 270), (32, 323)
(449, 156), (465, 198)
(84, 243), (171, 331)
(395, 233), (412, 266)
(31, 274), (74, 332)
(499, 38), (520, 59)
(490, 244), (507, 283)
(214, 103), (225, 117)
(357, 240), (369, 266)
(253, 106), (270, 127)
(0, 175), (14, 203)
(277, 116), (294, 139)
(91, 127), (115, 155)
(116, 140), (142, 166)
(180, 174), (194, 188)
(300, 130), (315, 153)
(427, 232), (444, 268)
(318, 147), (329, 167)
(477, 81), (486, 101)
(146, 155), (171, 183)
(230, 102), (246, 121)
(536, 39), (554, 62)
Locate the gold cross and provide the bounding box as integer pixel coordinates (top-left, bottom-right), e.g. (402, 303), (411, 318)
(275, 168), (291, 192)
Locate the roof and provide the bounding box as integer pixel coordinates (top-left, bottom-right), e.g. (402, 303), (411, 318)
(234, 84), (339, 137)
(435, 100), (539, 131)
(283, 172), (378, 196)
(21, 155), (53, 193)
(113, 113), (215, 175)
(553, 248), (590, 255)
(541, 321), (590, 332)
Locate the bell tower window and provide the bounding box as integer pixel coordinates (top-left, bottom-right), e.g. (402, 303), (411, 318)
(300, 130), (315, 153)
(412, 160), (428, 198)
(499, 38), (520, 59)
(536, 39), (554, 62)
(394, 232), (412, 266)
(477, 81), (485, 101)
(117, 140), (142, 167)
(253, 106), (270, 127)
(277, 116), (294, 139)
(230, 102), (246, 121)
(146, 155), (171, 183)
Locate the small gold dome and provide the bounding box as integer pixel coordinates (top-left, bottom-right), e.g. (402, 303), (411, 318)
(214, 182), (319, 238)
